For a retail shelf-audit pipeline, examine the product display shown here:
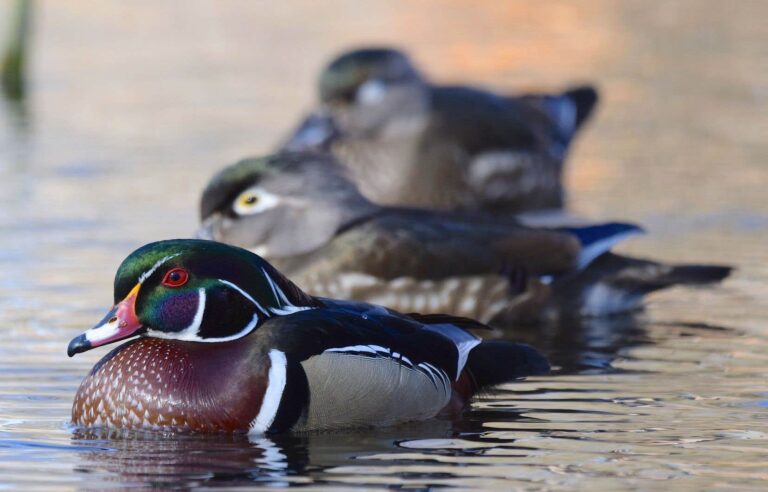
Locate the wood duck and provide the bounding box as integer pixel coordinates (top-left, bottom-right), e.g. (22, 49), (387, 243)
(67, 239), (550, 433)
(198, 152), (731, 324)
(281, 46), (599, 214)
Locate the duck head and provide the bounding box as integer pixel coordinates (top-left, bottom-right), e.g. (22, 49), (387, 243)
(315, 47), (428, 137)
(197, 152), (379, 258)
(67, 239), (317, 356)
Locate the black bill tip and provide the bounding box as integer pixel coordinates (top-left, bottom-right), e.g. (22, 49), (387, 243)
(67, 334), (91, 357)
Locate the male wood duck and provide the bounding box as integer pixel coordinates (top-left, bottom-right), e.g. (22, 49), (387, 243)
(281, 46), (599, 214)
(67, 239), (549, 433)
(198, 152), (731, 324)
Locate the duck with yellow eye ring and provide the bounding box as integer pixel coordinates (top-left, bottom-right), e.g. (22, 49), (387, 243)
(234, 188), (282, 217)
(198, 152), (732, 324)
(203, 154), (381, 261)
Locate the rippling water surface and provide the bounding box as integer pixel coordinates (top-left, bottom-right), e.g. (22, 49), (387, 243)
(1, 1), (767, 489)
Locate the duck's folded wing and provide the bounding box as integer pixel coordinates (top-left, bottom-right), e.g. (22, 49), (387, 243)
(429, 86), (542, 152)
(255, 309), (474, 431)
(260, 308), (468, 376)
(299, 212), (581, 281)
(427, 87), (571, 212)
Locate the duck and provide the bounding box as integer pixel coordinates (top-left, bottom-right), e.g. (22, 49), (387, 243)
(66, 239), (550, 433)
(281, 46), (599, 215)
(197, 152), (731, 324)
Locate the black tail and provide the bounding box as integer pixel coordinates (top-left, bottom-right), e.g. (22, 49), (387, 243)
(585, 253), (733, 294)
(465, 341), (550, 391)
(643, 263), (732, 288)
(548, 253), (733, 318)
(521, 85), (599, 144)
(564, 85), (599, 131)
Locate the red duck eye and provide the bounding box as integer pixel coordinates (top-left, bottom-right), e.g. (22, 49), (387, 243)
(162, 268), (189, 287)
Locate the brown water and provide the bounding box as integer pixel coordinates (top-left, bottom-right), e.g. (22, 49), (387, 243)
(1, 1), (767, 489)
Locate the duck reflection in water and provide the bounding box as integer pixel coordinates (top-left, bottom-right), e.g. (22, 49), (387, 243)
(70, 419), (487, 487)
(71, 428), (306, 486)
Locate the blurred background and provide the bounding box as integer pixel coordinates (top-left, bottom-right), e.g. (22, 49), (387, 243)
(0, 1), (766, 489)
(2, 1), (765, 242)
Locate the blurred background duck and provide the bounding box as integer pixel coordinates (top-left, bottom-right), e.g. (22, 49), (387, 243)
(67, 239), (549, 433)
(198, 153), (731, 324)
(282, 47), (598, 215)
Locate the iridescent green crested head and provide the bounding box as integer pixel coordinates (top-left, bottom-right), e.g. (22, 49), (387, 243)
(118, 239), (318, 334)
(318, 47), (423, 104)
(67, 239), (318, 356)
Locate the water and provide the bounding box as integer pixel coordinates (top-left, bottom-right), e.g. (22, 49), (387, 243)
(0, 1), (766, 489)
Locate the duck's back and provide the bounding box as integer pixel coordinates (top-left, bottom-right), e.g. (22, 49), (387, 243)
(427, 86), (546, 153)
(426, 86), (567, 213)
(333, 85), (568, 213)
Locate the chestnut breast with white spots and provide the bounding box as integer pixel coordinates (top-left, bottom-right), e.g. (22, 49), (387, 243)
(71, 337), (269, 433)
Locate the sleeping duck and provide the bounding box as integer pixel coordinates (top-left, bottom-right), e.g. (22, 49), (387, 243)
(282, 46), (599, 214)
